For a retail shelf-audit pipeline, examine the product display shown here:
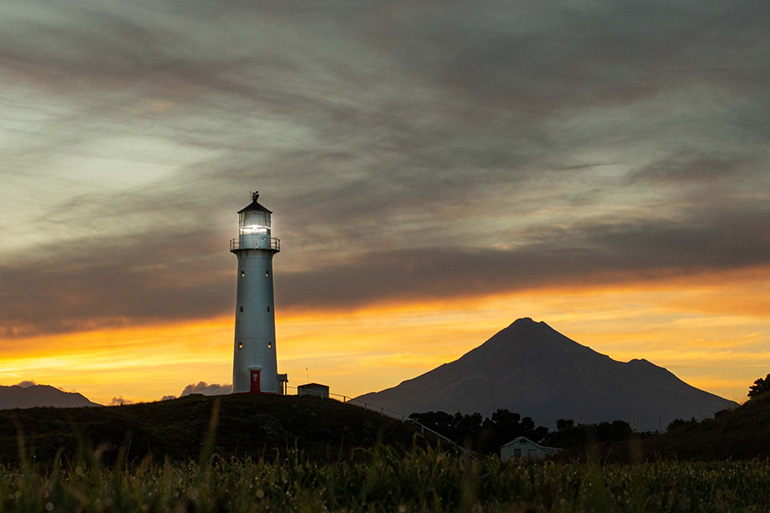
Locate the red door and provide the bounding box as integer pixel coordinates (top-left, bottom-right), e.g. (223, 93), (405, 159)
(250, 369), (261, 393)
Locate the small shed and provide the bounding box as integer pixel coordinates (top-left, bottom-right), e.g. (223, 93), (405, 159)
(297, 383), (329, 399)
(500, 436), (561, 462)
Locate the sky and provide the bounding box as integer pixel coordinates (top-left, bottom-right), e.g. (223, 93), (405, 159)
(1, 0), (768, 407)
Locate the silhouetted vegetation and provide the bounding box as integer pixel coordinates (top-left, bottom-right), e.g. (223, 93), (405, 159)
(545, 419), (635, 451)
(666, 417), (699, 432)
(0, 394), (432, 465)
(748, 373), (770, 399)
(4, 444), (770, 512)
(408, 409), (548, 454)
(407, 409), (648, 457)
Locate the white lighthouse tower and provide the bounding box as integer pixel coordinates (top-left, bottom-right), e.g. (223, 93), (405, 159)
(231, 191), (287, 394)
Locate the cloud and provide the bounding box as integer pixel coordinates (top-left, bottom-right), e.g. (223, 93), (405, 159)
(0, 0), (768, 337)
(278, 203), (770, 310)
(0, 193), (768, 336)
(180, 382), (232, 397)
(160, 395), (176, 401)
(627, 151), (759, 185)
(15, 380), (36, 388)
(110, 396), (132, 406)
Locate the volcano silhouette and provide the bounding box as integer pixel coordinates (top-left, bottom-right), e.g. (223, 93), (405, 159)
(354, 318), (736, 431)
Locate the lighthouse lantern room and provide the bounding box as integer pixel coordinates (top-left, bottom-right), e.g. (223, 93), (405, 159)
(231, 191), (287, 394)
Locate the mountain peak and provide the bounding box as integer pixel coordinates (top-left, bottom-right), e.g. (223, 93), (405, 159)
(505, 317), (557, 334)
(355, 319), (737, 431)
(508, 317), (542, 327)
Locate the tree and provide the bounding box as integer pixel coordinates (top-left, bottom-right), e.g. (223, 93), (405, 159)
(748, 374), (770, 399)
(409, 409), (550, 454)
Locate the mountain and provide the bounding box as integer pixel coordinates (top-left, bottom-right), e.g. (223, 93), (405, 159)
(0, 384), (101, 409)
(354, 318), (737, 432)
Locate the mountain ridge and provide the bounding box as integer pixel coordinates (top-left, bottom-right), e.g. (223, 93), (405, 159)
(355, 318), (736, 431)
(0, 384), (101, 409)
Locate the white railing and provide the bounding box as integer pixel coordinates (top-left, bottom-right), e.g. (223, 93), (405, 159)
(230, 237), (280, 251)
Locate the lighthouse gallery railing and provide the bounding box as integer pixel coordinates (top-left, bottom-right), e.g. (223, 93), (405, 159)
(230, 238), (280, 251)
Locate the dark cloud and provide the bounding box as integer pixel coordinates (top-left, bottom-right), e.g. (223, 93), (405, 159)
(277, 203), (770, 310)
(0, 0), (768, 336)
(628, 152), (755, 184)
(3, 197), (766, 337)
(0, 227), (233, 337)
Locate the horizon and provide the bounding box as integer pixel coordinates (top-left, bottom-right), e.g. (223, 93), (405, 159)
(1, 0), (768, 406)
(1, 315), (758, 406)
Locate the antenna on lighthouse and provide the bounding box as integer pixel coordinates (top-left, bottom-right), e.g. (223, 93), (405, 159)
(252, 191), (259, 202)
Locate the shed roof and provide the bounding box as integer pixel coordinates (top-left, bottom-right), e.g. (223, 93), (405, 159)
(500, 436), (561, 450)
(298, 383), (329, 390)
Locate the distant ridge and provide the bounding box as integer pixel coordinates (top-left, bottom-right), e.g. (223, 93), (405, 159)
(355, 318), (737, 431)
(0, 384), (100, 409)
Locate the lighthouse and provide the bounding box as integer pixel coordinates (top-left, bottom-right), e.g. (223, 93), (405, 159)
(231, 191), (288, 394)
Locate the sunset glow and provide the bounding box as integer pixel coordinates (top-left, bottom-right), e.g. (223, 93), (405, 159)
(2, 266), (767, 405)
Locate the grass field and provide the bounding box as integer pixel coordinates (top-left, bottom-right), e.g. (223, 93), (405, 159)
(2, 445), (770, 513)
(3, 394), (770, 511)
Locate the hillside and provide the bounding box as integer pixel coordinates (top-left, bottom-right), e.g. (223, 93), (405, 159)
(355, 318), (736, 431)
(641, 392), (770, 460)
(0, 393), (431, 464)
(0, 384), (100, 409)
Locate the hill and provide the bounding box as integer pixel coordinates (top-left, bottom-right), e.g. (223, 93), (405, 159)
(0, 393), (432, 464)
(0, 384), (100, 409)
(640, 392), (770, 460)
(354, 318), (736, 431)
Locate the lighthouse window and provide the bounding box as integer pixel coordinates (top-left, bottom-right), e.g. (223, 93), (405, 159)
(265, 270), (269, 277)
(266, 306), (271, 312)
(268, 342), (273, 349)
(238, 342), (243, 349)
(239, 306), (243, 313)
(241, 271), (245, 277)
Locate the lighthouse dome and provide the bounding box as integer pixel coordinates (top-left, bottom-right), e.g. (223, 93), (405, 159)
(238, 192), (272, 234)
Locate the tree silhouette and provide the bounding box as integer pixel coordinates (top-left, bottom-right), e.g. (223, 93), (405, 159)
(749, 374), (770, 399)
(408, 408), (549, 454)
(545, 419), (635, 449)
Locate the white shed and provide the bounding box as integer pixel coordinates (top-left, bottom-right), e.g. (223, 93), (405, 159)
(500, 436), (561, 462)
(297, 383), (330, 399)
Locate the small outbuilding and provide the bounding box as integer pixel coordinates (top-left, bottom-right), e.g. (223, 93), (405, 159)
(500, 436), (561, 462)
(297, 383), (329, 399)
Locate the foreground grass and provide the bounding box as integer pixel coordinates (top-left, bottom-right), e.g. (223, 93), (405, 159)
(1, 446), (770, 513)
